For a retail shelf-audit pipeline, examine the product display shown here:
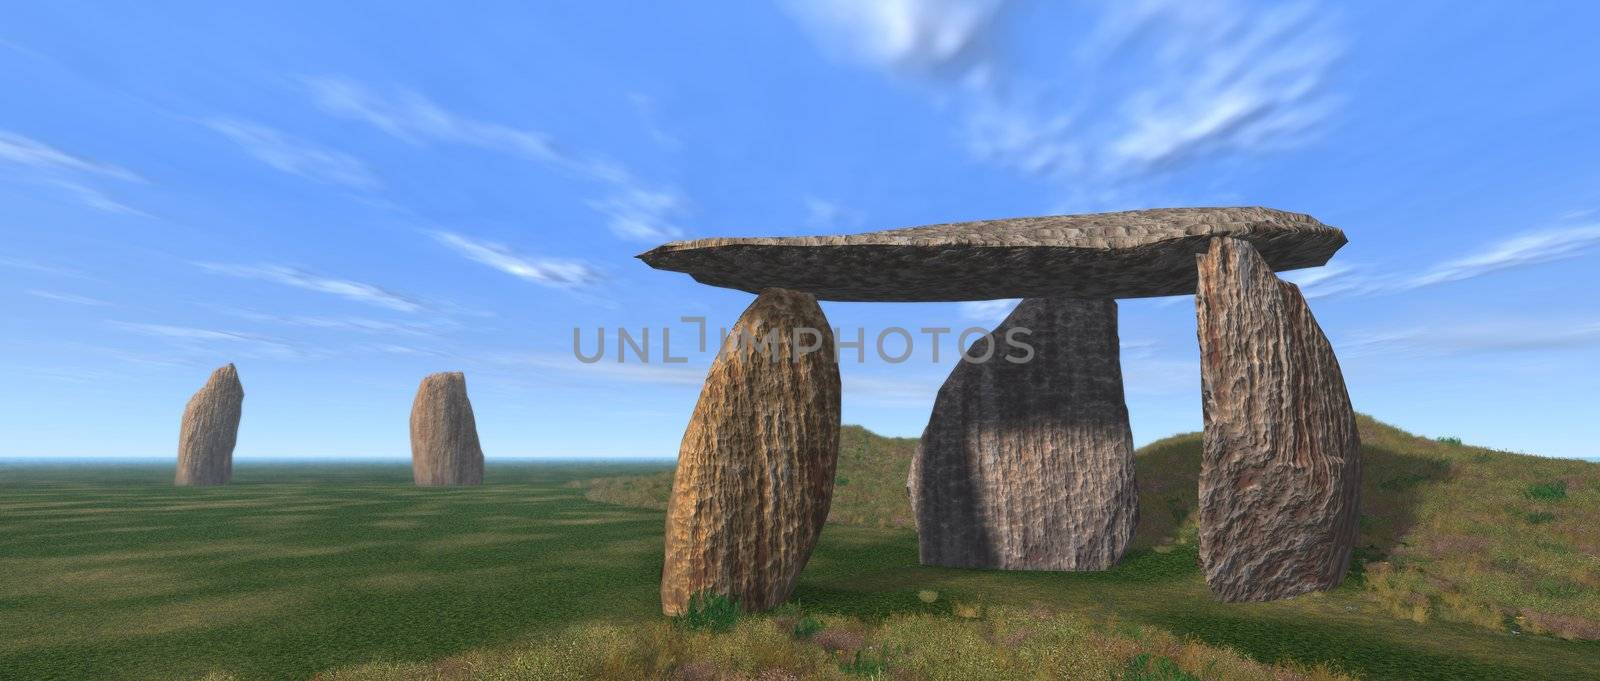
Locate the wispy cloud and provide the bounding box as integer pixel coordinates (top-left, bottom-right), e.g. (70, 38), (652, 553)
(507, 353), (707, 386)
(784, 0), (1342, 200)
(110, 321), (304, 359)
(304, 77), (687, 241)
(0, 131), (141, 181)
(1281, 262), (1369, 299)
(1292, 223), (1600, 299)
(1, 255), (87, 278)
(958, 299), (1018, 323)
(46, 179), (151, 216)
(0, 130), (147, 214)
(1343, 320), (1600, 358)
(26, 289), (111, 307)
(196, 263), (423, 312)
(586, 189), (685, 242)
(804, 197), (864, 231)
(220, 308), (451, 337)
(1091, 2), (1339, 176)
(204, 119), (380, 190)
(430, 231), (601, 287)
(785, 0), (1007, 79)
(1400, 225), (1600, 289)
(359, 342), (448, 357)
(628, 93), (682, 150)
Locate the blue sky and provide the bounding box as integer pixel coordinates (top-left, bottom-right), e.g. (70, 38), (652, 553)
(3, 1), (1598, 460)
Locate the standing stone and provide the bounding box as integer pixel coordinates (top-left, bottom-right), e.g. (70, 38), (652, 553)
(661, 288), (841, 615)
(908, 298), (1138, 571)
(175, 363), (244, 486)
(1195, 237), (1362, 602)
(410, 372), (485, 486)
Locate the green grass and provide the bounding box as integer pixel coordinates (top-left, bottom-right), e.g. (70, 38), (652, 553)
(677, 592), (741, 633)
(3, 416), (1599, 680)
(0, 461), (670, 680)
(582, 414), (1600, 642)
(315, 605), (1354, 681)
(1524, 480), (1569, 501)
(577, 425), (918, 528)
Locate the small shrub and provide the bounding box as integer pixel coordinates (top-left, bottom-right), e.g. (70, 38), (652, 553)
(839, 650), (889, 676)
(1435, 436), (1463, 446)
(1536, 577), (1583, 600)
(792, 615), (823, 639)
(1525, 480), (1568, 501)
(1123, 653), (1200, 681)
(1526, 511), (1556, 524)
(1164, 496), (1188, 521)
(1471, 452), (1493, 463)
(678, 592), (740, 633)
(812, 628), (865, 654)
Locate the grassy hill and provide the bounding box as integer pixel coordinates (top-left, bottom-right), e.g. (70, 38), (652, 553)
(578, 415), (1600, 641)
(576, 425), (917, 527)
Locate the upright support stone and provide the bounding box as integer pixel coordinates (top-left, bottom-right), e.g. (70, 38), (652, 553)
(1195, 237), (1361, 602)
(661, 288), (841, 615)
(175, 363), (244, 486)
(908, 298), (1138, 571)
(410, 372), (485, 486)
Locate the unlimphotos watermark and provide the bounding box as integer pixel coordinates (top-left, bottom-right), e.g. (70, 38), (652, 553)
(573, 317), (1032, 365)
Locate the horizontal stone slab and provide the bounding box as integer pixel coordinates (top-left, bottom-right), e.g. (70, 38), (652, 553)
(638, 207), (1345, 301)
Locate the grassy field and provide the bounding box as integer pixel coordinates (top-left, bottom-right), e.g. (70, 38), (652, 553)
(583, 416), (1600, 641)
(2, 419), (1597, 680)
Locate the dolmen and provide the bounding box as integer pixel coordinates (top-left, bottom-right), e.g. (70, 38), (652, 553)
(175, 363), (244, 486)
(639, 206), (1361, 609)
(410, 371), (485, 486)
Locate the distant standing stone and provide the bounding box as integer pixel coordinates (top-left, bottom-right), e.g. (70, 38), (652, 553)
(1195, 237), (1362, 602)
(175, 363), (244, 486)
(661, 288), (841, 615)
(410, 372), (485, 486)
(909, 298), (1138, 570)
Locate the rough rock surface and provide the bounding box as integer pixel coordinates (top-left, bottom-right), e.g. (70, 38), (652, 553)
(908, 298), (1138, 570)
(661, 288), (841, 615)
(410, 372), (485, 486)
(175, 363), (243, 486)
(1195, 237), (1362, 602)
(639, 207), (1345, 301)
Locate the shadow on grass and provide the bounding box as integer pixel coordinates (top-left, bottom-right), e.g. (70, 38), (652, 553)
(1130, 434), (1455, 570)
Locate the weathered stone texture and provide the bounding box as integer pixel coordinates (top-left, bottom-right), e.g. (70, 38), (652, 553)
(1195, 237), (1362, 602)
(639, 207), (1345, 301)
(661, 288), (841, 615)
(175, 363), (243, 486)
(410, 372), (485, 486)
(908, 298), (1138, 570)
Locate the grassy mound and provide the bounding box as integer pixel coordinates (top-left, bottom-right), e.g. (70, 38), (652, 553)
(305, 603), (1352, 681)
(578, 415), (1600, 640)
(577, 426), (918, 527)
